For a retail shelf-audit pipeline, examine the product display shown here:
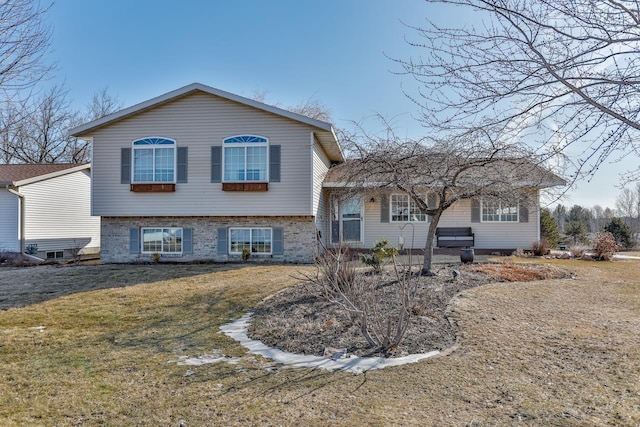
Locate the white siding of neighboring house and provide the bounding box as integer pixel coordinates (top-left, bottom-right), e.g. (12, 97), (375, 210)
(0, 189), (19, 252)
(311, 138), (332, 240)
(91, 92), (317, 217)
(20, 169), (100, 254)
(359, 193), (541, 250)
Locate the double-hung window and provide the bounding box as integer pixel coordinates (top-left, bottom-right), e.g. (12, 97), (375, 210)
(223, 135), (268, 182)
(391, 194), (427, 222)
(132, 137), (176, 183)
(141, 227), (183, 253)
(229, 228), (272, 254)
(481, 199), (518, 222)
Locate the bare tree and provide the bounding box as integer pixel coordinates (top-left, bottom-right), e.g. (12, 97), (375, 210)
(400, 0), (640, 185)
(2, 85), (76, 163)
(86, 87), (122, 121)
(0, 0), (52, 97)
(250, 90), (333, 123)
(0, 85), (121, 164)
(336, 124), (561, 274)
(615, 183), (640, 239)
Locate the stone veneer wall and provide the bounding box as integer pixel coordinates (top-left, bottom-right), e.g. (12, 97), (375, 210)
(101, 216), (318, 264)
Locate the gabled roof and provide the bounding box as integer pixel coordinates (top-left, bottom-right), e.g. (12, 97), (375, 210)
(0, 163), (90, 187)
(69, 82), (345, 162)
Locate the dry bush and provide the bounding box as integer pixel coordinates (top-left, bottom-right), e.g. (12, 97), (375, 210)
(570, 245), (587, 258)
(592, 231), (621, 261)
(531, 239), (550, 256)
(300, 246), (418, 355)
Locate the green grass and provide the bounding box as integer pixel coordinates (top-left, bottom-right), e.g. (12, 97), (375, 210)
(0, 260), (639, 426)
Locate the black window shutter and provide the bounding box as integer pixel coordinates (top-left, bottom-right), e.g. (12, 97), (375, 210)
(471, 199), (481, 223)
(177, 147), (188, 183)
(211, 146), (222, 183)
(129, 227), (140, 254)
(272, 227), (284, 255)
(217, 227), (228, 254)
(183, 228), (193, 254)
(121, 148), (131, 184)
(380, 194), (389, 223)
(269, 145), (281, 182)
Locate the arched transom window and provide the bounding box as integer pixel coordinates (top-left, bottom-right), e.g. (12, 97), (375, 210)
(223, 135), (268, 182)
(132, 137), (176, 183)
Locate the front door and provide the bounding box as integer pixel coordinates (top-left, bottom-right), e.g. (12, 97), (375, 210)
(330, 196), (362, 244)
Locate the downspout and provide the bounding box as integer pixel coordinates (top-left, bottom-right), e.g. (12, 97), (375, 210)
(6, 184), (25, 254)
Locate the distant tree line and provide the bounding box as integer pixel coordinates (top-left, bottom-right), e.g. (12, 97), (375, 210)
(543, 185), (639, 249)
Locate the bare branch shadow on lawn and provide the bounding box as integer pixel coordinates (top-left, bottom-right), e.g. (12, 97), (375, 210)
(0, 263), (246, 310)
(222, 360), (369, 406)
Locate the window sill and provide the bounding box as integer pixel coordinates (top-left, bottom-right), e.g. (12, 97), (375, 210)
(131, 183), (176, 192)
(222, 182), (268, 191)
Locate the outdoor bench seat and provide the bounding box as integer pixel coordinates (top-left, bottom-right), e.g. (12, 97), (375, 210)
(436, 227), (475, 248)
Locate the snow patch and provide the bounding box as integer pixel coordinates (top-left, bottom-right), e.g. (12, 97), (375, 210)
(219, 312), (440, 374)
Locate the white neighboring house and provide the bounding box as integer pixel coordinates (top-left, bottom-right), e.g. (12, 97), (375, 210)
(0, 163), (100, 259)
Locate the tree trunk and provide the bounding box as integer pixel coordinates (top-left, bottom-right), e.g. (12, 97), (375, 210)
(421, 210), (443, 275)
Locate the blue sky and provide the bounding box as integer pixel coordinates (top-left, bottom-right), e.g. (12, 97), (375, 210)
(46, 0), (627, 210)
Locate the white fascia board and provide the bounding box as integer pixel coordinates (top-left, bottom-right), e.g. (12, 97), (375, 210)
(69, 83), (334, 136)
(13, 164), (91, 187)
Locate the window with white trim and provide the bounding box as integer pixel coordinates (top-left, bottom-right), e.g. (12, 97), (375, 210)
(481, 199), (518, 222)
(223, 135), (268, 182)
(229, 228), (272, 254)
(132, 137), (176, 183)
(391, 194), (427, 222)
(141, 227), (183, 253)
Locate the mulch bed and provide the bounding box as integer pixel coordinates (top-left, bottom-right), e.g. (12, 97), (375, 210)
(248, 262), (571, 358)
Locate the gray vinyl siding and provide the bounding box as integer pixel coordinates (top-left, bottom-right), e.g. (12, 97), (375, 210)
(0, 190), (19, 252)
(358, 192), (541, 250)
(20, 170), (101, 253)
(91, 92), (315, 217)
(312, 139), (331, 238)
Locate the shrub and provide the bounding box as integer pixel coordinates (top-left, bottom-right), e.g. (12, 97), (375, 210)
(359, 239), (398, 273)
(569, 245), (586, 258)
(604, 217), (634, 248)
(592, 231), (621, 261)
(531, 239), (550, 256)
(241, 247), (251, 261)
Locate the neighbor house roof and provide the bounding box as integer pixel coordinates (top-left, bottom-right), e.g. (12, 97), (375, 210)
(0, 163), (90, 187)
(69, 82), (345, 162)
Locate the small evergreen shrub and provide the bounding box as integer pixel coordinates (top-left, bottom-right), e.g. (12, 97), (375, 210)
(592, 231), (621, 261)
(359, 239), (398, 273)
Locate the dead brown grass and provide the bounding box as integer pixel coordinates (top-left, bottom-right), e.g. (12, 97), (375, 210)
(0, 259), (639, 426)
(468, 261), (571, 281)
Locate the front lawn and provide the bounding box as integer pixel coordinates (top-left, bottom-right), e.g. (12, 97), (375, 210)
(0, 260), (638, 426)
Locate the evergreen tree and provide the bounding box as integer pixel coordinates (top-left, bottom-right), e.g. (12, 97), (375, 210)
(604, 217), (634, 248)
(565, 221), (587, 245)
(540, 208), (561, 247)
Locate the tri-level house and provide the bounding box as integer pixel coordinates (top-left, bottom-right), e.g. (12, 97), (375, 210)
(70, 83), (564, 263)
(70, 83), (343, 263)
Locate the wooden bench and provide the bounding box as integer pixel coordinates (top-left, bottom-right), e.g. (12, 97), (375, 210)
(436, 227), (475, 248)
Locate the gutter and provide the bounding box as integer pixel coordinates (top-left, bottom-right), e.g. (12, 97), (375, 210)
(5, 184), (26, 255)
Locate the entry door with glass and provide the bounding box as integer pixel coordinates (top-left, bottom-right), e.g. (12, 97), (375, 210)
(330, 196), (362, 244)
